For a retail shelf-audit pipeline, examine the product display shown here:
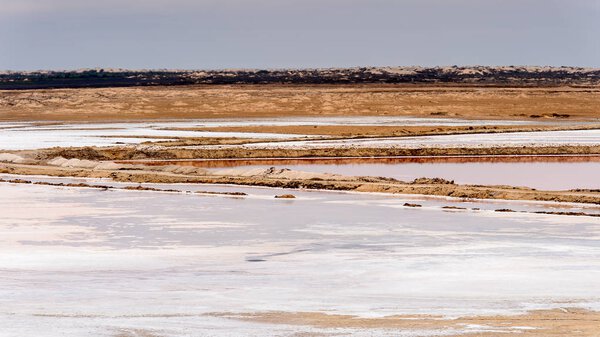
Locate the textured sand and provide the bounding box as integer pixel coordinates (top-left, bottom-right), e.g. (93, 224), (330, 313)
(1, 85), (599, 122)
(218, 309), (600, 337)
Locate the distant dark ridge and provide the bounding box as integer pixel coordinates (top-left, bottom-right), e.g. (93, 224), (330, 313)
(1, 66), (599, 90)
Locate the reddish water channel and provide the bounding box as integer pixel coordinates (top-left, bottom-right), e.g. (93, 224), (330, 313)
(124, 155), (600, 191)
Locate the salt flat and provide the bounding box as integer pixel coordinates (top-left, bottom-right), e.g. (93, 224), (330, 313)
(240, 129), (600, 149)
(0, 117), (545, 150)
(0, 121), (307, 150)
(2, 178), (600, 336)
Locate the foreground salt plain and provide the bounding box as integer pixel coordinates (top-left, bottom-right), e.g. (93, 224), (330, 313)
(2, 176), (600, 337)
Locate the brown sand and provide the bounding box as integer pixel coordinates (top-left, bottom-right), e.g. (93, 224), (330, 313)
(214, 308), (600, 336)
(1, 85), (599, 122)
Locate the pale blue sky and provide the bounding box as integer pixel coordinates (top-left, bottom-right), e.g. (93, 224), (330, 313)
(1, 0), (599, 70)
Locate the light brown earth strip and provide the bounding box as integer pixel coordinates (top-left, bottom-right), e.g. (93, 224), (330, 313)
(2, 85), (600, 122)
(213, 309), (600, 337)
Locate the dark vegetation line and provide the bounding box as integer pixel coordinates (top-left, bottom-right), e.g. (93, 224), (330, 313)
(1, 66), (599, 90)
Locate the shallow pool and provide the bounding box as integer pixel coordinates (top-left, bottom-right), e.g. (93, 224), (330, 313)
(131, 156), (600, 191)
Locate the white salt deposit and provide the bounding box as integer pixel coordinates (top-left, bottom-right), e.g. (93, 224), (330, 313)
(1, 178), (599, 336)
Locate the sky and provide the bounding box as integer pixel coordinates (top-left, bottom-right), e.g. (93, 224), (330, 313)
(1, 0), (599, 70)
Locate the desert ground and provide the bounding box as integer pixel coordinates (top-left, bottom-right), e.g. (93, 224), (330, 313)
(1, 83), (600, 337)
(1, 85), (600, 122)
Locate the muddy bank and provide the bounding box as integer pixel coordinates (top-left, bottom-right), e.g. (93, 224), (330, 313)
(116, 154), (600, 168)
(30, 144), (600, 161)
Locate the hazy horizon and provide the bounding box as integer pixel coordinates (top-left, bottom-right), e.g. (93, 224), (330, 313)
(1, 0), (599, 71)
(3, 65), (600, 73)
